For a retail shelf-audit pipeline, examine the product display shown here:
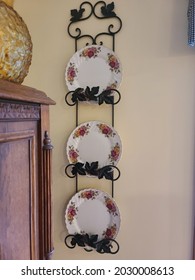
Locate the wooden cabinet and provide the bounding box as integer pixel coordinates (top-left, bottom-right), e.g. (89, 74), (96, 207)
(0, 80), (55, 260)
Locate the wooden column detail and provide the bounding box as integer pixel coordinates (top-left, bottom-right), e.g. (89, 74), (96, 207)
(42, 131), (54, 260)
(193, 224), (195, 260)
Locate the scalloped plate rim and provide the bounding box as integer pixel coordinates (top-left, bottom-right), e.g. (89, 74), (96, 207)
(65, 188), (121, 241)
(65, 44), (122, 95)
(66, 120), (122, 168)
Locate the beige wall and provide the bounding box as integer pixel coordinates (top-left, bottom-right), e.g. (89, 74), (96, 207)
(14, 0), (195, 259)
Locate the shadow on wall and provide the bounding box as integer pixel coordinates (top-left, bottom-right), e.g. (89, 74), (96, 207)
(170, 0), (195, 55)
(193, 129), (195, 259)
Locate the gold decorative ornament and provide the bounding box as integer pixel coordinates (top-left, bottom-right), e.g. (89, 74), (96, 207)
(2, 0), (14, 6)
(0, 0), (32, 83)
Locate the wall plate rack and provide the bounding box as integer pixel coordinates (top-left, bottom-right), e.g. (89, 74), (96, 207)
(64, 1), (122, 254)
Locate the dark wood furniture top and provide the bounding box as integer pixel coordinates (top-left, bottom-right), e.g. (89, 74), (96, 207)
(0, 79), (56, 105)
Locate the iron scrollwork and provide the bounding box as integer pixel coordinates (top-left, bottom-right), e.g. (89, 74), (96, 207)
(68, 1), (122, 50)
(65, 161), (120, 181)
(64, 233), (119, 254)
(65, 87), (121, 106)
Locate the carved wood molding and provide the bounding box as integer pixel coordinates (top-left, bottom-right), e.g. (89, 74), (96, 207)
(0, 102), (40, 119)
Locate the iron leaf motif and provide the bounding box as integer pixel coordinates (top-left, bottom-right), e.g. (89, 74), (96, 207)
(70, 8), (85, 22)
(85, 161), (99, 176)
(101, 2), (116, 18)
(71, 88), (86, 103)
(65, 234), (119, 254)
(85, 86), (99, 101)
(70, 87), (116, 104)
(70, 161), (116, 180)
(71, 162), (86, 176)
(83, 234), (98, 248)
(98, 166), (113, 180)
(71, 234), (85, 247)
(96, 239), (112, 253)
(98, 89), (114, 105)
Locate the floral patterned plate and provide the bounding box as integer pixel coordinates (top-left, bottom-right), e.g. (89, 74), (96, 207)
(65, 44), (122, 95)
(65, 188), (121, 241)
(66, 121), (122, 168)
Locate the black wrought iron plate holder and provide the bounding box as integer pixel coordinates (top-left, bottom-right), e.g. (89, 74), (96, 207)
(64, 1), (122, 254)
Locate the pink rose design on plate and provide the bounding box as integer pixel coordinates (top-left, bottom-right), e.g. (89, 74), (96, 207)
(107, 54), (120, 73)
(80, 46), (101, 59)
(109, 143), (120, 163)
(67, 202), (78, 224)
(96, 123), (115, 138)
(80, 190), (98, 200)
(103, 224), (117, 239)
(104, 197), (118, 216)
(73, 124), (90, 138)
(68, 145), (79, 163)
(67, 63), (77, 84)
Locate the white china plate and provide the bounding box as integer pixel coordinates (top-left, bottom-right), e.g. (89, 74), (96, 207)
(66, 121), (122, 168)
(65, 188), (121, 241)
(65, 44), (122, 94)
